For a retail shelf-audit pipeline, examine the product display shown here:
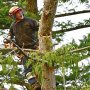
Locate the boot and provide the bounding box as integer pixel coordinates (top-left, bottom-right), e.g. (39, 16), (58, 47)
(26, 72), (41, 90)
(30, 79), (41, 90)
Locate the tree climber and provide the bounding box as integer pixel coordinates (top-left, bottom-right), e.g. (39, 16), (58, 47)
(4, 6), (41, 90)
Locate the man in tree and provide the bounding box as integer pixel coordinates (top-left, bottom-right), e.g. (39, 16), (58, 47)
(9, 6), (39, 49)
(4, 6), (41, 90)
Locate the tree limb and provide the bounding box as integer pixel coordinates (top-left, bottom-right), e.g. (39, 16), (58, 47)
(0, 48), (39, 55)
(59, 45), (90, 56)
(52, 24), (90, 34)
(55, 10), (90, 18)
(0, 48), (13, 54)
(70, 45), (90, 53)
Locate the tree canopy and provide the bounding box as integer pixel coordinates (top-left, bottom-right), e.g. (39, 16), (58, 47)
(0, 0), (90, 90)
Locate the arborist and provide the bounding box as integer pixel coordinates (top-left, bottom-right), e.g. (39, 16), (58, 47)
(4, 6), (41, 90)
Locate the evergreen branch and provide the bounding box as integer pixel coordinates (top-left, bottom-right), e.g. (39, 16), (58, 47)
(7, 79), (32, 90)
(0, 69), (13, 85)
(0, 48), (39, 54)
(3, 49), (17, 57)
(0, 69), (31, 89)
(5, 38), (29, 58)
(59, 45), (90, 56)
(70, 45), (90, 53)
(0, 48), (13, 54)
(55, 10), (90, 18)
(0, 48), (42, 63)
(52, 24), (90, 34)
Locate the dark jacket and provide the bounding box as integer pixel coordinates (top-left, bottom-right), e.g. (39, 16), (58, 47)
(9, 17), (39, 49)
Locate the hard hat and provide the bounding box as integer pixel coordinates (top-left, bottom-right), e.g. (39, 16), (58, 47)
(9, 6), (22, 16)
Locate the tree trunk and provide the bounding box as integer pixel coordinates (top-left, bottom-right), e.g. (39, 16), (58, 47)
(38, 0), (58, 90)
(26, 0), (38, 15)
(42, 64), (56, 90)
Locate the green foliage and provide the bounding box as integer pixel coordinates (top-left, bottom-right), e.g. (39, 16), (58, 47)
(18, 0), (27, 7)
(18, 0), (40, 20)
(26, 43), (90, 89)
(0, 54), (24, 88)
(0, 28), (89, 89)
(0, 0), (90, 90)
(42, 45), (77, 67)
(0, 0), (12, 29)
(58, 0), (70, 3)
(0, 0), (39, 29)
(79, 34), (90, 47)
(25, 51), (43, 83)
(9, 85), (16, 90)
(58, 0), (89, 3)
(79, 0), (89, 3)
(53, 18), (90, 43)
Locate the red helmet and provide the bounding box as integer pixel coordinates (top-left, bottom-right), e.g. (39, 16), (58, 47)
(9, 6), (22, 16)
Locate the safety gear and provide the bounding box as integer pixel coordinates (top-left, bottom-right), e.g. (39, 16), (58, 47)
(9, 6), (22, 18)
(21, 55), (41, 90)
(31, 81), (41, 90)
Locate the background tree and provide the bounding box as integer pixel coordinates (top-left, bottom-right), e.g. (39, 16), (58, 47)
(26, 0), (38, 15)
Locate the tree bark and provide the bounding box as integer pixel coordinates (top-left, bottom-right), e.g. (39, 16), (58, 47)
(38, 0), (58, 90)
(42, 64), (56, 90)
(39, 0), (58, 52)
(26, 0), (38, 15)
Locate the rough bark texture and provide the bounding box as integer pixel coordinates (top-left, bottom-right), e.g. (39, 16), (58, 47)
(26, 0), (38, 15)
(39, 0), (58, 52)
(42, 64), (56, 90)
(38, 0), (58, 90)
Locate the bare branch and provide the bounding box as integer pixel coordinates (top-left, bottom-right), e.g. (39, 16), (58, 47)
(0, 48), (39, 53)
